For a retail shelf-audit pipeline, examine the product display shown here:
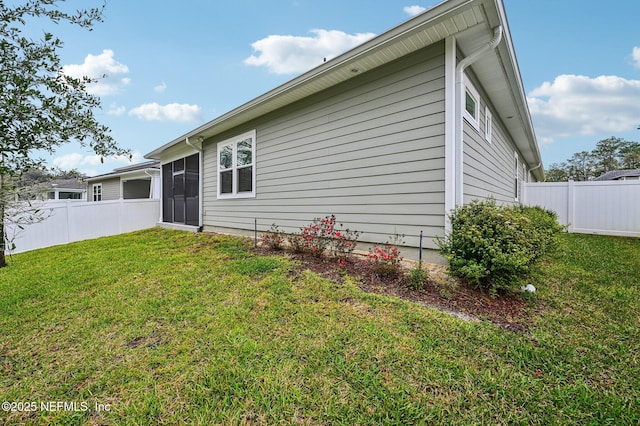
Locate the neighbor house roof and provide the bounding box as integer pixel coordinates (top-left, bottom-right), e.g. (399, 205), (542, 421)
(145, 0), (542, 180)
(594, 169), (640, 181)
(86, 160), (160, 182)
(47, 179), (86, 191)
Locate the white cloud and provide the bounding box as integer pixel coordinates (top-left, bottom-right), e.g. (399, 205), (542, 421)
(154, 81), (167, 93)
(107, 103), (126, 116)
(52, 152), (144, 175)
(129, 102), (202, 123)
(244, 29), (376, 75)
(404, 5), (427, 16)
(527, 74), (640, 143)
(632, 47), (640, 69)
(62, 49), (130, 96)
(52, 153), (85, 170)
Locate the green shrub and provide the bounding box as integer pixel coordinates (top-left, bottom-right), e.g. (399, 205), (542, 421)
(438, 199), (563, 294)
(406, 263), (429, 290)
(513, 205), (565, 255)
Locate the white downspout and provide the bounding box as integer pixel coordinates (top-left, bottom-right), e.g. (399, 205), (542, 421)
(143, 169), (155, 199)
(454, 26), (503, 206)
(529, 162), (542, 170)
(185, 136), (201, 152)
(185, 136), (204, 230)
(529, 162), (543, 181)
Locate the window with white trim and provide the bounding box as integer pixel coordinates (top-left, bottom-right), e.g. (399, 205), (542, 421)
(217, 130), (256, 199)
(92, 183), (102, 202)
(463, 78), (480, 131)
(484, 106), (492, 143)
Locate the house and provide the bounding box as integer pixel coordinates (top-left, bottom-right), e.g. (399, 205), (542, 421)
(145, 0), (543, 257)
(13, 178), (85, 202)
(46, 179), (87, 200)
(594, 169), (640, 181)
(86, 161), (161, 202)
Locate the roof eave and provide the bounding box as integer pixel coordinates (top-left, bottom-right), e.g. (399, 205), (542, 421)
(145, 0), (483, 159)
(145, 0), (542, 182)
(86, 167), (159, 182)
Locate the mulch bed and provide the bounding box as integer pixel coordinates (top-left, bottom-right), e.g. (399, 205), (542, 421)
(253, 246), (533, 333)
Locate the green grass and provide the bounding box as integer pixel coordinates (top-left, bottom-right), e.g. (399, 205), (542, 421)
(0, 229), (638, 425)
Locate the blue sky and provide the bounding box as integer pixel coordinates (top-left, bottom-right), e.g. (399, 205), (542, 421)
(32, 0), (640, 176)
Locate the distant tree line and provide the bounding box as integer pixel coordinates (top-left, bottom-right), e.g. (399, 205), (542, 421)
(15, 168), (86, 187)
(544, 137), (640, 182)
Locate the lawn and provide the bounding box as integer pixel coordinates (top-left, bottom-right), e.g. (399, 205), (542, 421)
(0, 228), (638, 425)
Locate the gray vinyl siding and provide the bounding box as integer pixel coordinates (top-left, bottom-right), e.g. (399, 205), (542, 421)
(100, 178), (120, 201)
(88, 178), (120, 202)
(202, 43), (446, 249)
(462, 76), (524, 205)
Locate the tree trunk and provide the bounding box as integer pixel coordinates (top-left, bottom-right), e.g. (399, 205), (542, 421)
(0, 202), (6, 268)
(0, 172), (6, 268)
(0, 233), (6, 268)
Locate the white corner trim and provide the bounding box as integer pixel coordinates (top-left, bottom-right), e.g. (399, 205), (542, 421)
(444, 36), (457, 233)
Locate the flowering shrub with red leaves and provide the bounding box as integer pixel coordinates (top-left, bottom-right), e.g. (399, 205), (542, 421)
(284, 215), (359, 265)
(298, 215), (334, 257)
(261, 224), (285, 250)
(367, 234), (405, 277)
(287, 233), (306, 253)
(329, 226), (360, 267)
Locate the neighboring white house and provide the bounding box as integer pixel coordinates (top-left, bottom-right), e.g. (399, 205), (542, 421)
(6, 164), (161, 255)
(145, 0), (543, 254)
(85, 161), (161, 202)
(46, 179), (87, 200)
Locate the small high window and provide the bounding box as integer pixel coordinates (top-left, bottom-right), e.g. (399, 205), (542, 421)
(217, 130), (256, 199)
(463, 78), (480, 131)
(484, 106), (492, 143)
(465, 92), (477, 118)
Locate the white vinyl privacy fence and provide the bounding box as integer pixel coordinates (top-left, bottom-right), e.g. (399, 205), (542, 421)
(524, 180), (640, 237)
(6, 199), (160, 254)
